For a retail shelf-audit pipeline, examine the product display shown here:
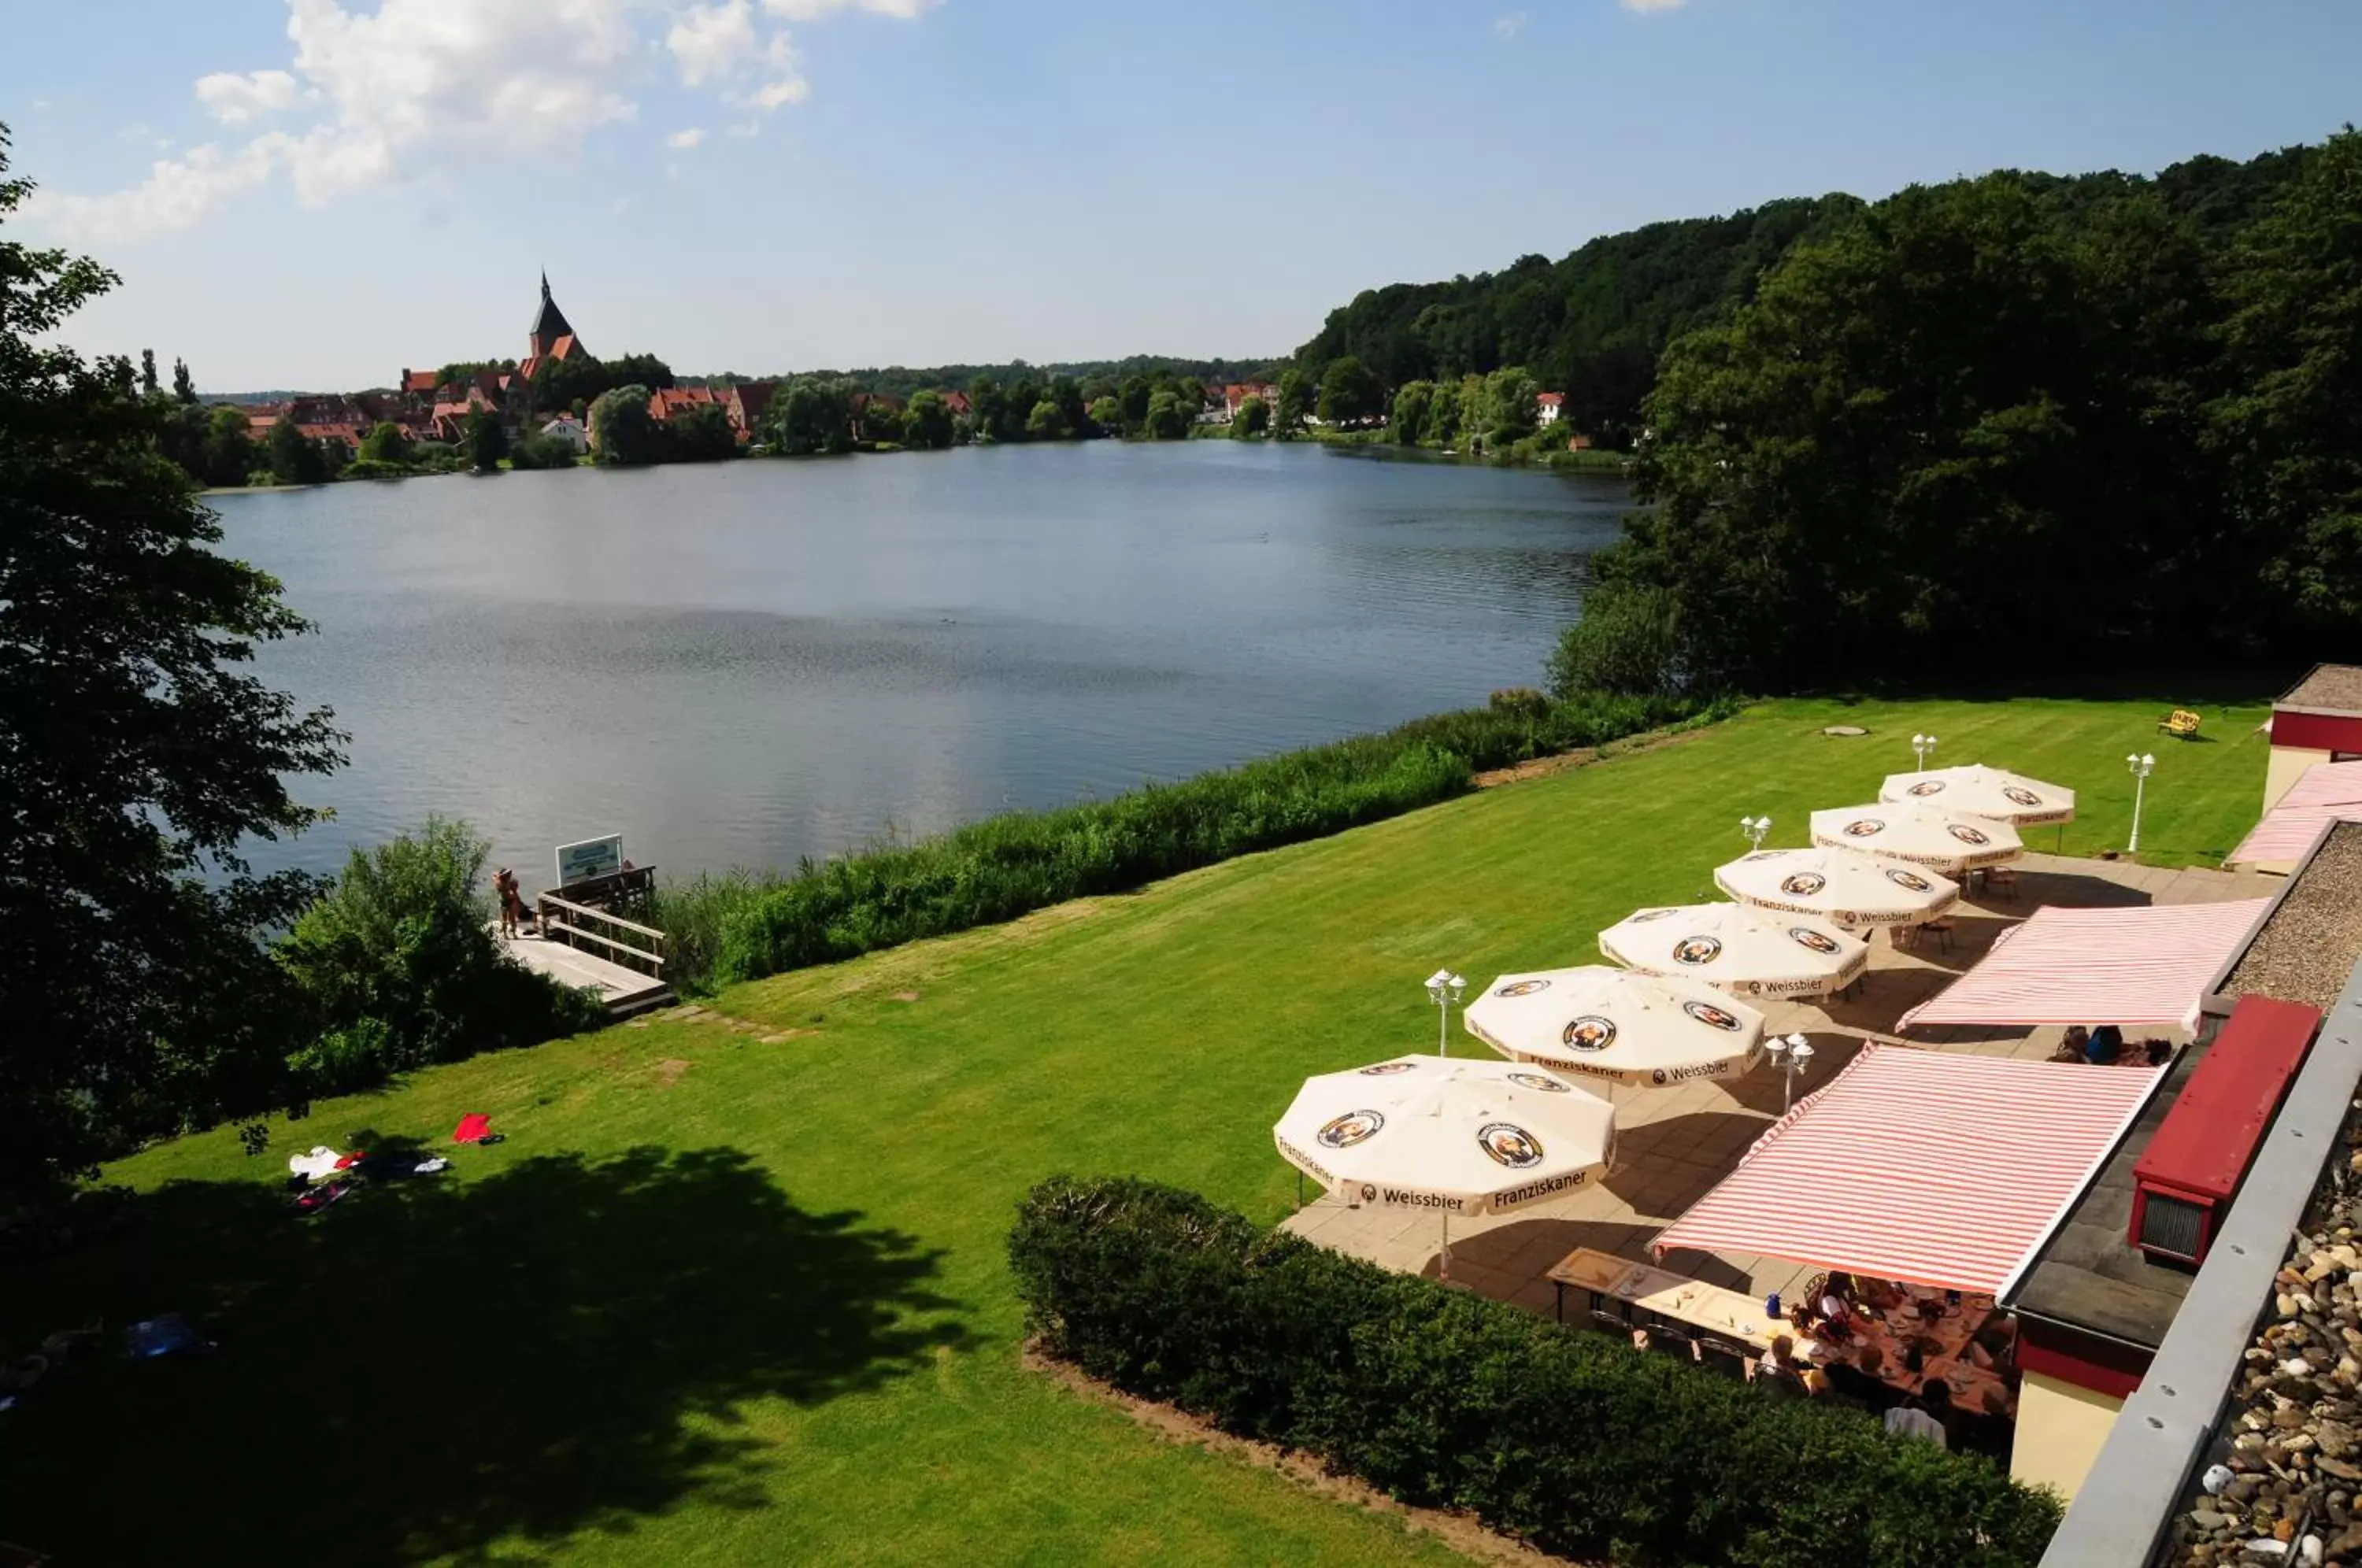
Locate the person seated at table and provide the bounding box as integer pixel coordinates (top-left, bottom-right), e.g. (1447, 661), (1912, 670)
(2140, 1038), (2174, 1067)
(1757, 1335), (1810, 1392)
(1968, 1317), (2018, 1372)
(2055, 1026), (2090, 1063)
(1855, 1277), (1908, 1313)
(1824, 1343), (1897, 1412)
(2085, 1024), (2125, 1065)
(1884, 1381), (1952, 1448)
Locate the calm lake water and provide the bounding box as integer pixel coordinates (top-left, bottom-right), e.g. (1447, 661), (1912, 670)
(215, 440), (1627, 889)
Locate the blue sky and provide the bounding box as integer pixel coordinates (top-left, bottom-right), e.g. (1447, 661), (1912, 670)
(6, 0), (2358, 391)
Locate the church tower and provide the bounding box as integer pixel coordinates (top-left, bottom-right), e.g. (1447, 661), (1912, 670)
(520, 272), (589, 379)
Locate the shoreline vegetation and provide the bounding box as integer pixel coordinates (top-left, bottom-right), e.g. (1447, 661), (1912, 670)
(648, 688), (1721, 997)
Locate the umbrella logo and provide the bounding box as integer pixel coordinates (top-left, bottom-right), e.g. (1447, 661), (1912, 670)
(1477, 1122), (1545, 1168)
(1508, 1071), (1572, 1093)
(1357, 1061), (1420, 1076)
(1494, 978), (1551, 998)
(1317, 1111), (1385, 1149)
(1672, 935), (1723, 966)
(1884, 867), (1934, 892)
(1908, 779), (1946, 797)
(1779, 872), (1827, 896)
(2003, 786), (2043, 808)
(1651, 1069), (1669, 1085)
(1790, 926), (1841, 954)
(1627, 908), (1678, 923)
(1946, 823), (1991, 845)
(1843, 818), (1885, 838)
(1683, 1000), (1743, 1032)
(1360, 1184), (1378, 1203)
(1561, 1015), (1617, 1052)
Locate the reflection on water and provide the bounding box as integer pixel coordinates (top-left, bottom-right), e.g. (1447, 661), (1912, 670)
(215, 439), (1627, 887)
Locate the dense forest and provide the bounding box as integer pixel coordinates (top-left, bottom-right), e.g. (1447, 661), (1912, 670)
(1504, 134), (2361, 691)
(1294, 146), (2315, 449)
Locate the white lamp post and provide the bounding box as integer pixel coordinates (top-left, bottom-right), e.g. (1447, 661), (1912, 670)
(2126, 753), (2157, 854)
(1425, 967), (1466, 1057)
(1740, 815), (1772, 852)
(1912, 733), (1939, 772)
(1764, 1032), (1815, 1111)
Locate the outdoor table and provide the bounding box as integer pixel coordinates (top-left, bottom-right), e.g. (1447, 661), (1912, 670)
(1546, 1247), (1783, 1350)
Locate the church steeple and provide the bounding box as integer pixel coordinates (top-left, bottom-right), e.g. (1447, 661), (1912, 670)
(528, 271), (576, 355)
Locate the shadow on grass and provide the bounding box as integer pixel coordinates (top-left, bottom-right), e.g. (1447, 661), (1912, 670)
(0, 1146), (968, 1565)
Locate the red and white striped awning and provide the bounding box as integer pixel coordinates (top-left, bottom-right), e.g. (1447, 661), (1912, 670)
(2232, 760), (2362, 867)
(1651, 1045), (2163, 1294)
(1897, 898), (2271, 1034)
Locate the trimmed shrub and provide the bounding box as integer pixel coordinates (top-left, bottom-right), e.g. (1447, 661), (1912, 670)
(693, 690), (1717, 989)
(1010, 1176), (2062, 1568)
(1548, 579), (1694, 699)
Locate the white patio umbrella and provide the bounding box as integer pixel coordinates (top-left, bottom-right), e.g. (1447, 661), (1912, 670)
(1715, 845), (1961, 929)
(1598, 900), (1869, 1000)
(1461, 965), (1767, 1088)
(1274, 1054), (1616, 1279)
(1879, 764), (2075, 827)
(1809, 801), (2024, 876)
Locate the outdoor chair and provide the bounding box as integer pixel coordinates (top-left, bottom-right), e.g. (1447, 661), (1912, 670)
(1917, 916), (1956, 953)
(1983, 866), (2020, 900)
(1695, 1337), (1752, 1380)
(1590, 1307), (1632, 1339)
(2159, 708), (2202, 739)
(1646, 1326), (1697, 1363)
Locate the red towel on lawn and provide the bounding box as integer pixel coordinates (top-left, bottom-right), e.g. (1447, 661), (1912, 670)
(453, 1113), (492, 1145)
(333, 1151), (365, 1170)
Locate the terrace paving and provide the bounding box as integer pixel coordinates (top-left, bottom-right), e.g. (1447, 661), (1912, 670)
(1282, 851), (2284, 1314)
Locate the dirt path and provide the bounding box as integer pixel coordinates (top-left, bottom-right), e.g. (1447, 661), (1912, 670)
(1471, 719), (1711, 790)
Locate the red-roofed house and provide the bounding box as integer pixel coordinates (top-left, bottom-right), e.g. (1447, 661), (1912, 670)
(648, 386), (720, 423)
(722, 382), (775, 440)
(939, 390), (972, 418)
(1224, 383), (1278, 420)
(296, 423), (363, 460)
(1536, 391), (1565, 426)
(850, 391), (901, 440)
(400, 368), (440, 397)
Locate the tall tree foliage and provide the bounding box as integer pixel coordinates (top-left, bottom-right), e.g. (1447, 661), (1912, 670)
(0, 125), (346, 1189)
(1590, 160), (2349, 693)
(2214, 128), (2362, 642)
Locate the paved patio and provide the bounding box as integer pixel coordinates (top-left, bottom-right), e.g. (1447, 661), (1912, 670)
(1280, 852), (2284, 1318)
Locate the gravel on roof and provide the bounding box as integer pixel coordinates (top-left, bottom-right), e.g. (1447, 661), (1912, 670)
(2281, 664), (2362, 714)
(2225, 823), (2362, 1014)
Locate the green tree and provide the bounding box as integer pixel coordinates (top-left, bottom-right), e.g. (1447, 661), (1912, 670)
(587, 384), (665, 465)
(1024, 398), (1068, 440)
(139, 347), (157, 395)
(266, 416), (328, 484)
(2213, 128), (2362, 644)
(1390, 380), (1434, 445)
(171, 355), (195, 404)
(1118, 375), (1152, 431)
(767, 379), (856, 455)
(1483, 366), (1539, 443)
(357, 420), (409, 466)
(1085, 394), (1121, 435)
(1273, 368), (1308, 435)
(0, 124), (346, 1188)
(508, 431), (576, 470)
(1142, 388), (1189, 440)
(464, 408), (509, 472)
(670, 402), (736, 461)
(1422, 379), (1463, 446)
(202, 404), (256, 486)
(1234, 394), (1269, 438)
(903, 388), (956, 449)
(1316, 354), (1382, 427)
(965, 375), (1006, 444)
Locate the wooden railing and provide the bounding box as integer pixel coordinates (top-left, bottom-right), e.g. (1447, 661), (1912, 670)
(535, 892), (667, 978)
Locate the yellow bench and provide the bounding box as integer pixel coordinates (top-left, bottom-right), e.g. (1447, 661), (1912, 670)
(2160, 709), (2201, 739)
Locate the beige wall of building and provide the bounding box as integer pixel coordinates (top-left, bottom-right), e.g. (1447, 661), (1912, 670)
(2012, 1370), (2125, 1500)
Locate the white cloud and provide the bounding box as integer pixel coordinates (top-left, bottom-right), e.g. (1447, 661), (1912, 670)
(667, 0), (757, 87)
(1620, 0), (1690, 11)
(762, 0), (933, 18)
(195, 68), (304, 124)
(22, 136), (291, 246)
(1494, 10), (1527, 37)
(666, 126), (708, 148)
(26, 0), (937, 245)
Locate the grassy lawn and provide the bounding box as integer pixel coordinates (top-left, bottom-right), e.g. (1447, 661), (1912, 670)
(0, 695), (2271, 1565)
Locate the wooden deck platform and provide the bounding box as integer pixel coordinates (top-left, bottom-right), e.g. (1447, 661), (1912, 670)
(495, 927), (674, 1016)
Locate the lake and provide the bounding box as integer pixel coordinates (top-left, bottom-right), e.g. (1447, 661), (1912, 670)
(214, 440), (1627, 889)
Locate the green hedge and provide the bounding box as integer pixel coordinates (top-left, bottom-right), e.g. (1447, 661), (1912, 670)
(694, 690), (1714, 989)
(1009, 1177), (2061, 1568)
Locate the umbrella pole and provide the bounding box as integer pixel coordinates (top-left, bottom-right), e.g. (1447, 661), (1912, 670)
(1440, 1210), (1452, 1282)
(1296, 1169), (1304, 1210)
